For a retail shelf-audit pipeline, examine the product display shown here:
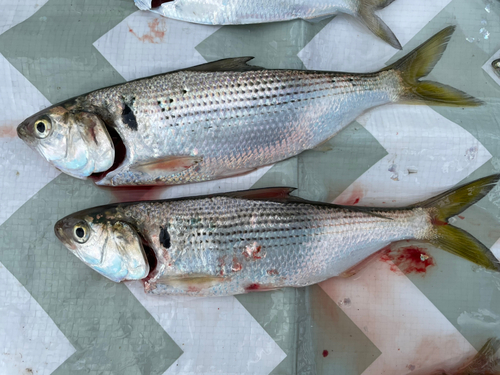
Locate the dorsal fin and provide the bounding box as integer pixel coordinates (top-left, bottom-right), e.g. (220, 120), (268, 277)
(184, 57), (264, 72)
(219, 188), (392, 220)
(220, 187), (296, 201)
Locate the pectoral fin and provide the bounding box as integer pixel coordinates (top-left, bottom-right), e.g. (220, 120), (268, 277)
(156, 275), (226, 291)
(131, 155), (203, 174)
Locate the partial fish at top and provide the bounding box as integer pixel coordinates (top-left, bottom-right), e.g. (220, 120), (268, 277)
(17, 27), (481, 187)
(135, 0), (403, 49)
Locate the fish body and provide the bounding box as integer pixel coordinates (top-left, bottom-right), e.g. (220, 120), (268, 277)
(55, 176), (500, 297)
(18, 27), (481, 187)
(136, 0), (403, 49)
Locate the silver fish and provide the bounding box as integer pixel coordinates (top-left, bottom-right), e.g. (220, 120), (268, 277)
(492, 58), (500, 78)
(136, 0), (403, 49)
(18, 27), (481, 187)
(54, 175), (500, 297)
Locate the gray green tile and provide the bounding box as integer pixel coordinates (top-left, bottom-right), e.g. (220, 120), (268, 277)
(0, 174), (182, 375)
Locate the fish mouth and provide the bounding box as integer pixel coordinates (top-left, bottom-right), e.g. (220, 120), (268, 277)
(90, 124), (127, 183)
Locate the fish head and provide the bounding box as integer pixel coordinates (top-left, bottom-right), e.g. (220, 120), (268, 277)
(54, 211), (149, 282)
(17, 106), (115, 179)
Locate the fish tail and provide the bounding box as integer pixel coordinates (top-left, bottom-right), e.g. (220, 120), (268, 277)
(457, 338), (500, 373)
(417, 174), (500, 271)
(356, 0), (401, 49)
(388, 26), (483, 107)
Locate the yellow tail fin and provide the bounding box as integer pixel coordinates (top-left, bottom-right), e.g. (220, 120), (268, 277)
(387, 26), (483, 107)
(415, 175), (500, 271)
(356, 0), (401, 49)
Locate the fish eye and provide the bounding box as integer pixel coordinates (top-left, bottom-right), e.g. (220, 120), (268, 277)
(73, 222), (90, 243)
(34, 117), (52, 139)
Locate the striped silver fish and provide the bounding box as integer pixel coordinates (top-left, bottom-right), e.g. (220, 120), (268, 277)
(54, 175), (500, 297)
(136, 0), (403, 49)
(18, 27), (480, 187)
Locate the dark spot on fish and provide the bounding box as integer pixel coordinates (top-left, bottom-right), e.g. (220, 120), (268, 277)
(349, 78), (354, 82)
(182, 89), (188, 95)
(151, 0), (173, 7)
(169, 98), (174, 103)
(122, 104), (138, 131)
(159, 226), (170, 249)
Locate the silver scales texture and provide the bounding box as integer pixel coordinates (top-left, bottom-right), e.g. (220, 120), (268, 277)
(85, 68), (402, 186)
(121, 197), (433, 296)
(155, 0), (359, 24)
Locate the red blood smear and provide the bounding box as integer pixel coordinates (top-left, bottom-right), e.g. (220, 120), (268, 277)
(380, 246), (435, 275)
(335, 184), (364, 206)
(106, 186), (168, 203)
(322, 350), (329, 358)
(458, 215), (465, 220)
(245, 283), (260, 291)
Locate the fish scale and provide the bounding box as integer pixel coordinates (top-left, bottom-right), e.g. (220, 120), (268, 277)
(116, 196), (432, 296)
(83, 69), (397, 185)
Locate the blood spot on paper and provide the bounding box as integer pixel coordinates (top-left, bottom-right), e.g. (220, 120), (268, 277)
(129, 18), (167, 44)
(322, 350), (329, 358)
(458, 215), (465, 220)
(335, 184), (364, 206)
(380, 246), (435, 275)
(0, 125), (18, 138)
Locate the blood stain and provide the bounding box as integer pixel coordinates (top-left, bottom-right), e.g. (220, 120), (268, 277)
(267, 269), (279, 276)
(458, 215), (465, 220)
(380, 246), (435, 275)
(129, 18), (167, 43)
(245, 283), (260, 291)
(322, 350), (329, 358)
(334, 183), (364, 206)
(107, 186), (167, 203)
(0, 125), (18, 138)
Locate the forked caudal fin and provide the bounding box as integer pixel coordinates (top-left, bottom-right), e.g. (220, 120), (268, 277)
(415, 174), (500, 271)
(387, 26), (483, 107)
(357, 0), (401, 49)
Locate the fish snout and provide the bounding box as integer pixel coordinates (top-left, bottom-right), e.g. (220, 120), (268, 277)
(54, 217), (79, 251)
(16, 121), (31, 142)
